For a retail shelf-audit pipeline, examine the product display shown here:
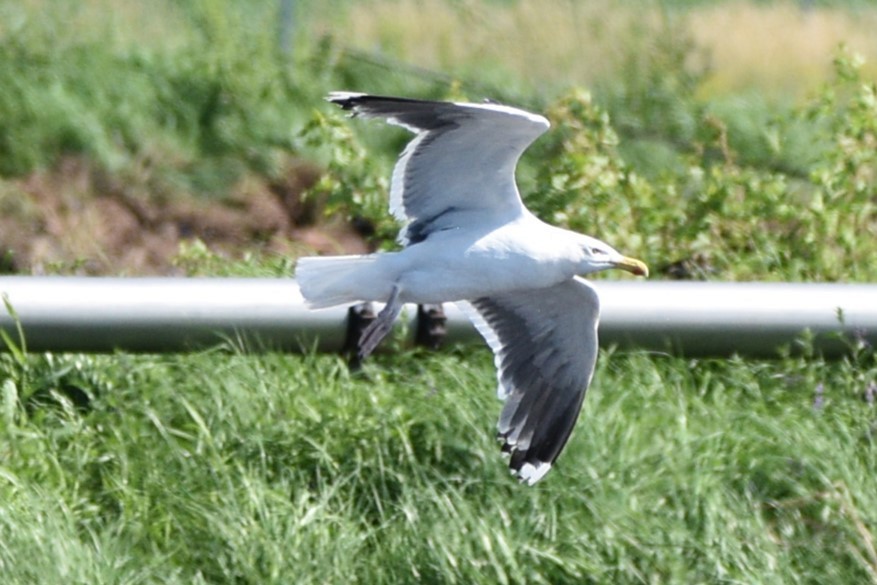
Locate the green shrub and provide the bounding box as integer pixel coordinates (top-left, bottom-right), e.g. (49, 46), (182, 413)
(0, 0), (311, 194)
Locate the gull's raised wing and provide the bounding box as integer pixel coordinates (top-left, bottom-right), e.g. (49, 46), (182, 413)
(327, 92), (550, 244)
(459, 277), (600, 485)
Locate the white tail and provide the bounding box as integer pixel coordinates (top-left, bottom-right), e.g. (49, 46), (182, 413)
(295, 255), (382, 308)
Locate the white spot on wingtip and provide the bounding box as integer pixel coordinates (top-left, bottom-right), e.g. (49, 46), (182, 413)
(325, 91), (365, 103)
(516, 461), (552, 486)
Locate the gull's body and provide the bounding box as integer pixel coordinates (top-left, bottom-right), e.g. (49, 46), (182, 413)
(308, 214), (591, 305)
(296, 92), (647, 484)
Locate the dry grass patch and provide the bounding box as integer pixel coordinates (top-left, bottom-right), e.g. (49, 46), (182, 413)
(0, 0), (190, 51)
(316, 0), (656, 95)
(689, 1), (877, 97)
(317, 0), (877, 97)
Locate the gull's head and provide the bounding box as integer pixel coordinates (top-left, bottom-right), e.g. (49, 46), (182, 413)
(577, 235), (649, 277)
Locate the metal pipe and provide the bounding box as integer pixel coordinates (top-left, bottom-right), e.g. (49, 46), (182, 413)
(595, 281), (876, 357)
(0, 277), (875, 357)
(0, 277), (476, 354)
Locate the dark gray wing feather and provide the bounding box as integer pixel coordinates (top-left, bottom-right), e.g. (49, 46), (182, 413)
(459, 277), (601, 484)
(327, 92), (549, 244)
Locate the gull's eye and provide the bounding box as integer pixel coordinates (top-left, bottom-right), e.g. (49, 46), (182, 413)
(590, 247), (606, 256)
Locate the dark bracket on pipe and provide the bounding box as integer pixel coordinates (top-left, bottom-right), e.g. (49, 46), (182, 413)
(344, 302), (375, 369)
(415, 303), (447, 350)
(344, 302), (448, 369)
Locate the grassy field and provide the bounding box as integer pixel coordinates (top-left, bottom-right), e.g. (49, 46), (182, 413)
(2, 343), (876, 583)
(2, 0), (877, 583)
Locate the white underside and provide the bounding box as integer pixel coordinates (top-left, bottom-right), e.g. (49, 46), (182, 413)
(295, 213), (585, 308)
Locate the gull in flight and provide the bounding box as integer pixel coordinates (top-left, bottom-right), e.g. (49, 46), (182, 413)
(296, 92), (648, 485)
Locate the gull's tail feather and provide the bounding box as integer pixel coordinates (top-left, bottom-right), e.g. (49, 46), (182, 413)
(295, 255), (381, 308)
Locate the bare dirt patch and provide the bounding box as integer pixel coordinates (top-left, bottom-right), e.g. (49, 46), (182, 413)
(0, 157), (371, 275)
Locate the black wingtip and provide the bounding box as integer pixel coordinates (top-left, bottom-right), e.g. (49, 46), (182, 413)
(498, 433), (554, 485)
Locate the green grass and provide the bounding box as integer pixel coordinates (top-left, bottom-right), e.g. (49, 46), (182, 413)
(2, 346), (876, 583)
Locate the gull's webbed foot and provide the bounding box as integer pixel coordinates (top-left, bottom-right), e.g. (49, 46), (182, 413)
(357, 285), (402, 360)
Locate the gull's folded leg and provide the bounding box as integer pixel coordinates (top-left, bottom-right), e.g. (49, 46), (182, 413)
(358, 284), (403, 360)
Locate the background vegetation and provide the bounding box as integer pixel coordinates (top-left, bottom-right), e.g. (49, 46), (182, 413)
(1, 0), (876, 583)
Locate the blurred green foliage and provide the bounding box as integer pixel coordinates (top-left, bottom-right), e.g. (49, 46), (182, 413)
(0, 0), (311, 192)
(521, 48), (876, 282)
(1, 1), (874, 283)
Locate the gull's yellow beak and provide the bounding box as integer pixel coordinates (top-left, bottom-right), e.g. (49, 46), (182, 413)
(613, 256), (649, 277)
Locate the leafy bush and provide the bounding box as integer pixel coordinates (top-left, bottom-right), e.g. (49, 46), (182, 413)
(0, 0), (310, 193)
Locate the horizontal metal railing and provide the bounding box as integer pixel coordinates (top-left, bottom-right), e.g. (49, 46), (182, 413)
(1, 277), (875, 357)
